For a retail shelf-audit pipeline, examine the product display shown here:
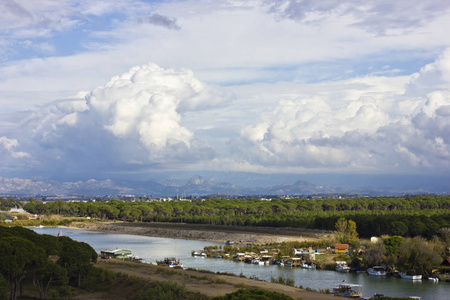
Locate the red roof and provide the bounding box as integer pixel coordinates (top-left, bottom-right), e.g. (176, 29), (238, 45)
(335, 244), (349, 250)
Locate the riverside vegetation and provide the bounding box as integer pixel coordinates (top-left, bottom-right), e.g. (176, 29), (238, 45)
(0, 226), (296, 300)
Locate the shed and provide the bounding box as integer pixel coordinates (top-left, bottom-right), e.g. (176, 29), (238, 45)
(101, 249), (132, 259)
(335, 243), (349, 254)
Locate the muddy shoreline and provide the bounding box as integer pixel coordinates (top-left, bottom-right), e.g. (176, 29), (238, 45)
(67, 221), (333, 244)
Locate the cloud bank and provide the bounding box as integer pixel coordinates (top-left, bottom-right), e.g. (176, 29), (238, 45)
(1, 63), (232, 177)
(237, 49), (450, 173)
(2, 49), (450, 179)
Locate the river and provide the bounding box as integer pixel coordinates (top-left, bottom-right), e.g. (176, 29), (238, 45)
(32, 227), (447, 300)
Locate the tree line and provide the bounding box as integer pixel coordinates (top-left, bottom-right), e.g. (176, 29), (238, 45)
(0, 226), (97, 300)
(22, 196), (450, 238)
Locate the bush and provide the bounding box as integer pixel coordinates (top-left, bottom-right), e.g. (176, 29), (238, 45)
(138, 281), (186, 300)
(213, 288), (293, 300)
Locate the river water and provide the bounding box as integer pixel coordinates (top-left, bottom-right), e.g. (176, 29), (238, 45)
(32, 227), (448, 300)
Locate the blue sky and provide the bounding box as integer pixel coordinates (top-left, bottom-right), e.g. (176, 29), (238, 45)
(1, 0), (450, 188)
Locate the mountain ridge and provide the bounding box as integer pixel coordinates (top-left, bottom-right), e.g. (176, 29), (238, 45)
(0, 175), (438, 197)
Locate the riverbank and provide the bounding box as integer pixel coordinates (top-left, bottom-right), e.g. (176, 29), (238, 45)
(87, 258), (336, 300)
(67, 221), (333, 244)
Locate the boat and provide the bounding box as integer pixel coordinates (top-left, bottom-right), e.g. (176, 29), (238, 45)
(301, 262), (316, 269)
(284, 257), (301, 267)
(367, 266), (387, 276)
(335, 261), (350, 272)
(332, 283), (361, 298)
(191, 250), (207, 257)
(232, 253), (245, 262)
(156, 257), (183, 268)
(399, 272), (422, 280)
(252, 258), (264, 265)
(259, 255), (273, 265)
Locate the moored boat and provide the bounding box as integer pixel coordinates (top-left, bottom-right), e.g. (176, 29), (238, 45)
(367, 266), (387, 276)
(191, 250), (207, 257)
(399, 272), (422, 280)
(301, 262), (316, 269)
(332, 283), (361, 298)
(156, 257), (183, 268)
(336, 261), (350, 272)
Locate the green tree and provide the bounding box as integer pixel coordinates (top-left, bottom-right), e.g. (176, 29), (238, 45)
(397, 236), (443, 276)
(383, 236), (405, 256)
(334, 218), (359, 244)
(57, 237), (97, 287)
(389, 221), (408, 236)
(363, 242), (386, 267)
(0, 237), (46, 300)
(30, 260), (70, 300)
(0, 273), (9, 300)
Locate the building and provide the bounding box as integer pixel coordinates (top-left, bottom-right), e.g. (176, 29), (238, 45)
(335, 243), (349, 254)
(100, 249), (133, 259)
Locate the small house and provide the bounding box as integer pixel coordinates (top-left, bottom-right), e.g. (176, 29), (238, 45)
(101, 249), (132, 259)
(335, 243), (349, 254)
(0, 213), (15, 222)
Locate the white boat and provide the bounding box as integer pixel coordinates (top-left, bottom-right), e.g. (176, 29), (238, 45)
(400, 272), (422, 280)
(252, 258), (264, 265)
(301, 262), (316, 269)
(191, 250), (207, 257)
(367, 266), (387, 276)
(335, 261), (350, 272)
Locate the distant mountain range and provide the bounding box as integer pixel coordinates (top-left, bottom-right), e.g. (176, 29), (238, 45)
(0, 175), (437, 197)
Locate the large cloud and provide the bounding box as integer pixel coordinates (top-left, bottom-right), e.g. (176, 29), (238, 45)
(3, 63), (232, 177)
(238, 49), (450, 173)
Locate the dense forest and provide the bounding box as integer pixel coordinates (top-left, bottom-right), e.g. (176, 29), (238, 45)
(0, 226), (97, 300)
(22, 196), (450, 238)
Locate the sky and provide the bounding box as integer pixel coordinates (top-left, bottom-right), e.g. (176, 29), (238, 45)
(1, 0), (450, 188)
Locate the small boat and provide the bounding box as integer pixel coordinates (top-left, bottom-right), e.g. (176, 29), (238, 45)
(400, 272), (422, 280)
(191, 250), (207, 257)
(367, 266), (387, 276)
(335, 261), (350, 272)
(259, 255), (272, 265)
(284, 257), (301, 267)
(332, 283), (361, 298)
(232, 253), (245, 262)
(301, 262), (316, 269)
(156, 257), (183, 268)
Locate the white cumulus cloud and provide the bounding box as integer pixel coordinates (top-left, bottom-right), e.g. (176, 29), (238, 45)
(4, 63), (233, 177)
(237, 49), (450, 173)
(0, 136), (30, 159)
